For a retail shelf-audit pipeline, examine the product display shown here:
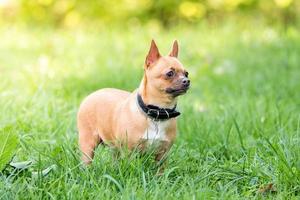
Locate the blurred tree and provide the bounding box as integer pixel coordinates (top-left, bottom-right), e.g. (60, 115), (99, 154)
(0, 0), (299, 27)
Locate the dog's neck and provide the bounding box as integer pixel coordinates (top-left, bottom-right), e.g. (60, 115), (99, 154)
(138, 75), (177, 109)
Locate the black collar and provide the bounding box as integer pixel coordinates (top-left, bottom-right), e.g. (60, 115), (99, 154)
(137, 94), (180, 120)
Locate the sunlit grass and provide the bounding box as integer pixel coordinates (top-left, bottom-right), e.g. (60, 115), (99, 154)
(0, 22), (300, 199)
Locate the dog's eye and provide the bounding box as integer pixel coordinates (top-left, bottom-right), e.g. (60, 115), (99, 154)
(184, 71), (189, 77)
(166, 71), (175, 78)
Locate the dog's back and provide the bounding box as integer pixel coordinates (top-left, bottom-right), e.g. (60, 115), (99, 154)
(77, 88), (130, 132)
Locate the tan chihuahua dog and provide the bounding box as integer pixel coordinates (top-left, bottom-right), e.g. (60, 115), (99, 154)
(77, 40), (190, 165)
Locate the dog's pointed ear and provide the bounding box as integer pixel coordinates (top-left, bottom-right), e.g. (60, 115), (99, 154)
(145, 40), (161, 68)
(169, 40), (179, 58)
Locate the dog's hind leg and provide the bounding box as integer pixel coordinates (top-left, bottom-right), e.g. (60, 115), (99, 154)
(78, 127), (101, 165)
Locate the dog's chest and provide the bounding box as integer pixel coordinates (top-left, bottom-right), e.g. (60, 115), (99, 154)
(142, 120), (170, 142)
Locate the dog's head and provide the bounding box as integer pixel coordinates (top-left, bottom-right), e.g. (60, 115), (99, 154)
(144, 40), (190, 98)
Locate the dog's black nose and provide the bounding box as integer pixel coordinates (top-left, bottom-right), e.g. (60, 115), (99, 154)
(182, 78), (190, 87)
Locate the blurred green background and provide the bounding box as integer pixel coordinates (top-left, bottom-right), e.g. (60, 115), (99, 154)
(0, 0), (300, 28)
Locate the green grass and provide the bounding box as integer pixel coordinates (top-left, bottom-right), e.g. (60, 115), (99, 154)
(0, 22), (300, 199)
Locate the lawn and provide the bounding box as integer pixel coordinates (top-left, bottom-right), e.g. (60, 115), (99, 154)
(0, 22), (300, 199)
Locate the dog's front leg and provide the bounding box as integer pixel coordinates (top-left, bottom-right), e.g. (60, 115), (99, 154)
(155, 141), (172, 174)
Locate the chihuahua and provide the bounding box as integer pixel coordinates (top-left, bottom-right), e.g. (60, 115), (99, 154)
(77, 40), (190, 165)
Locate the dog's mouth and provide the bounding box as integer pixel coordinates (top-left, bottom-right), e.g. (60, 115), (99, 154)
(165, 86), (190, 97)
